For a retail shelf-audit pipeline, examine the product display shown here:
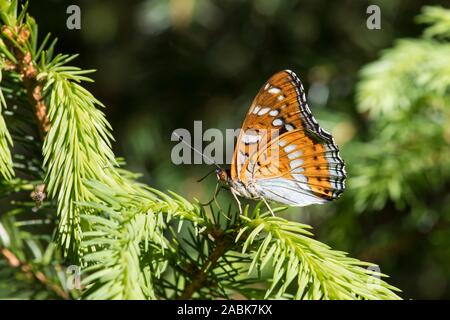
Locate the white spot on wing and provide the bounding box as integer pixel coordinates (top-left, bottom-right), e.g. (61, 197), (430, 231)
(277, 95), (285, 101)
(272, 118), (283, 126)
(257, 107), (271, 116)
(288, 151), (302, 159)
(291, 167), (305, 174)
(238, 150), (248, 164)
(279, 140), (288, 147)
(285, 124), (294, 131)
(268, 87), (281, 94)
(242, 134), (260, 144)
(284, 145), (296, 153)
(290, 159), (304, 169)
(252, 106), (261, 114)
(269, 109), (279, 116)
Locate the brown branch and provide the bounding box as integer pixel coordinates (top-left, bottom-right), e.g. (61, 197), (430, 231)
(1, 26), (49, 203)
(177, 228), (234, 299)
(1, 25), (50, 138)
(0, 247), (69, 299)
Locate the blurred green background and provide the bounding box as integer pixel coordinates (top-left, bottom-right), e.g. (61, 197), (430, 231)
(28, 0), (450, 299)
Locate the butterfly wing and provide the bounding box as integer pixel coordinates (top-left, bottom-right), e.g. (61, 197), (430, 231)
(231, 70), (306, 181)
(231, 70), (346, 206)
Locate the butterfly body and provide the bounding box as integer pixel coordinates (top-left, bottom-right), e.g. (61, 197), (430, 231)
(216, 168), (259, 199)
(219, 70), (346, 211)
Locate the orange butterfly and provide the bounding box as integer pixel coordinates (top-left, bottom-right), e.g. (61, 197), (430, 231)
(216, 70), (346, 214)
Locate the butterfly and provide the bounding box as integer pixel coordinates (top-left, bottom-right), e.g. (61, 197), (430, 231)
(216, 70), (346, 214)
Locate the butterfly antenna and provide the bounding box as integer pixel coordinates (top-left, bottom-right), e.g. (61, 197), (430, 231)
(173, 132), (222, 169)
(197, 168), (216, 182)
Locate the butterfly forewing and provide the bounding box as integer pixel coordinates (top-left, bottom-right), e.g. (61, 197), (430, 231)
(231, 71), (305, 180)
(231, 70), (346, 206)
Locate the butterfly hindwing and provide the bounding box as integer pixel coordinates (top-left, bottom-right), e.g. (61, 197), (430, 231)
(252, 129), (345, 202)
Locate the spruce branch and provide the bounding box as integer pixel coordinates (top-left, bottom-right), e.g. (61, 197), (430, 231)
(0, 22), (50, 137)
(41, 73), (118, 259)
(0, 67), (14, 180)
(238, 210), (401, 299)
(78, 182), (401, 300)
(0, 247), (69, 299)
(0, 0), (407, 300)
(357, 39), (450, 119)
(0, 212), (72, 299)
(418, 6), (450, 39)
(352, 6), (450, 211)
(177, 228), (235, 299)
(80, 186), (171, 299)
(1, 1), (122, 260)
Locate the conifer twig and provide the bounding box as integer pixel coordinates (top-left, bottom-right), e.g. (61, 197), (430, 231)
(178, 229), (234, 299)
(1, 25), (50, 137)
(0, 247), (69, 299)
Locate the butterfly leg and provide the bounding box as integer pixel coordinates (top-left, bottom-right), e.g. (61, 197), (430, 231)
(200, 183), (221, 207)
(261, 196), (275, 216)
(230, 188), (243, 214)
(213, 186), (227, 215)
